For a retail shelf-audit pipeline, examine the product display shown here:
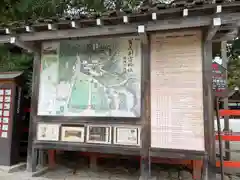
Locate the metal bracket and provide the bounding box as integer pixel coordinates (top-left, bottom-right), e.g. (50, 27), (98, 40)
(138, 25), (148, 45)
(206, 17), (221, 41)
(47, 23), (57, 31)
(71, 21), (79, 28)
(25, 25), (34, 33)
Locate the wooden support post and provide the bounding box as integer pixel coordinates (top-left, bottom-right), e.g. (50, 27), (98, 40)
(221, 41), (230, 160)
(89, 153), (98, 170)
(204, 41), (215, 162)
(202, 153), (209, 180)
(48, 150), (56, 169)
(38, 150), (45, 168)
(10, 38), (41, 172)
(26, 48), (41, 172)
(192, 160), (203, 180)
(31, 148), (38, 172)
(204, 32), (216, 179)
(139, 25), (151, 180)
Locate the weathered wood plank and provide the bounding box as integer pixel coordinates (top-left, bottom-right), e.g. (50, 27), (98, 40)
(33, 141), (141, 155)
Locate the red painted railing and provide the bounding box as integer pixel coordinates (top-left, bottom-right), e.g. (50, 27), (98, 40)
(215, 109), (240, 168)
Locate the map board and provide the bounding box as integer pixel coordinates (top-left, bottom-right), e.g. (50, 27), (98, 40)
(37, 37), (141, 117)
(150, 30), (205, 151)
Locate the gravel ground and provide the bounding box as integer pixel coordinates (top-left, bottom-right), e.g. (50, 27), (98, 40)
(0, 154), (240, 180)
(0, 165), (240, 180)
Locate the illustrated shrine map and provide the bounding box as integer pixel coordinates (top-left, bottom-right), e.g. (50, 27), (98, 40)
(37, 37), (141, 117)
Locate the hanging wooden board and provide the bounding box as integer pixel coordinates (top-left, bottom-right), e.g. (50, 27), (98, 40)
(150, 30), (205, 151)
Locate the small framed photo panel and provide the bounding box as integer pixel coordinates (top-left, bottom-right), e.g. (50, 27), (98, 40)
(37, 123), (60, 141)
(61, 126), (85, 142)
(113, 126), (141, 146)
(86, 125), (111, 144)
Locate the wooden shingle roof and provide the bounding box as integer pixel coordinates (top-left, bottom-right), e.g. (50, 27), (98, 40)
(0, 0), (239, 34)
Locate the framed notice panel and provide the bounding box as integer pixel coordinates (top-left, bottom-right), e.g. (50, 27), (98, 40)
(150, 30), (205, 151)
(61, 125), (85, 142)
(38, 37), (141, 117)
(37, 123), (60, 141)
(86, 125), (111, 144)
(113, 126), (140, 146)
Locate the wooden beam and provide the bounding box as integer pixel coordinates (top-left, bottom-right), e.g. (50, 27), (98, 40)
(206, 17), (221, 41)
(9, 37), (38, 53)
(220, 24), (238, 31)
(0, 13), (238, 43)
(213, 28), (239, 42)
(0, 36), (10, 43)
(5, 15), (212, 42)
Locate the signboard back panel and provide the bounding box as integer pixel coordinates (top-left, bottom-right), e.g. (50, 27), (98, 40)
(150, 30), (205, 151)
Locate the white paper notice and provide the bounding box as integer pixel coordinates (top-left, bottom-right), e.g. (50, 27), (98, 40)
(150, 30), (205, 151)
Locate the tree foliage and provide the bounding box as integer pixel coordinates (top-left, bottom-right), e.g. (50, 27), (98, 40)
(228, 39), (240, 89)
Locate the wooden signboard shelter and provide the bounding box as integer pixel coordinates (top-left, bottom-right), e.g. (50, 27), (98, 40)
(0, 0), (239, 179)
